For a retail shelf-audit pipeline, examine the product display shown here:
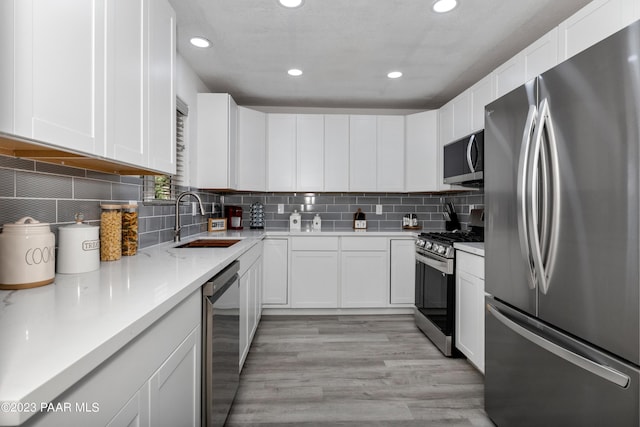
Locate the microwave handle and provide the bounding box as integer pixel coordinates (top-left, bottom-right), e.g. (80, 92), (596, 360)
(466, 134), (476, 173)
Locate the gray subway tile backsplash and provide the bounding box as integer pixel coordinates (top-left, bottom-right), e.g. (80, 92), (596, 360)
(0, 154), (484, 253)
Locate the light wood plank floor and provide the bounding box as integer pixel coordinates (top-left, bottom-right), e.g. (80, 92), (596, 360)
(227, 315), (495, 426)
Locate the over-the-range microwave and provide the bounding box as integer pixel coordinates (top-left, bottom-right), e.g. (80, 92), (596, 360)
(443, 130), (484, 186)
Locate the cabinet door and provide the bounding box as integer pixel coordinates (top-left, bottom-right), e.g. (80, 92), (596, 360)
(146, 0), (176, 174)
(107, 388), (149, 427)
(470, 76), (493, 132)
(12, 0), (106, 155)
(296, 114), (324, 191)
(455, 270), (484, 373)
(349, 115), (377, 191)
(196, 94), (236, 188)
(107, 0), (146, 167)
(376, 116), (405, 192)
(262, 239), (288, 305)
(405, 111), (438, 192)
(324, 115), (350, 191)
(148, 326), (200, 427)
(237, 106), (266, 191)
(452, 91), (471, 140)
(390, 240), (415, 304)
(291, 251), (339, 308)
(558, 0), (634, 61)
(267, 114), (296, 191)
(437, 104), (455, 191)
(493, 52), (526, 99)
(524, 27), (558, 81)
(341, 251), (388, 308)
(240, 270), (251, 367)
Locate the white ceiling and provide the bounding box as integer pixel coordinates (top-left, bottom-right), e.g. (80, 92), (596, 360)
(169, 0), (592, 110)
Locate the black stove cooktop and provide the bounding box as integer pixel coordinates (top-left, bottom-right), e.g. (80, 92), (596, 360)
(419, 231), (484, 245)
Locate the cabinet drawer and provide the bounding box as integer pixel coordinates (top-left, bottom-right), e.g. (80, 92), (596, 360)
(291, 236), (339, 251)
(457, 250), (484, 279)
(341, 236), (388, 251)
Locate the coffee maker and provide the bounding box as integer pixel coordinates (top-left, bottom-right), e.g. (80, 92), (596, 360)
(225, 206), (243, 230)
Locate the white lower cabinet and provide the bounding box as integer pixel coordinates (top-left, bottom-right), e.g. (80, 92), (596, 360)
(28, 291), (201, 427)
(455, 250), (485, 374)
(340, 237), (388, 308)
(290, 237), (339, 308)
(147, 327), (201, 427)
(239, 242), (263, 369)
(262, 238), (288, 305)
(390, 239), (415, 305)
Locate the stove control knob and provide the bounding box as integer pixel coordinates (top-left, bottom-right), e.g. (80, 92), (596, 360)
(437, 246), (446, 254)
(418, 240), (426, 247)
(425, 242), (432, 250)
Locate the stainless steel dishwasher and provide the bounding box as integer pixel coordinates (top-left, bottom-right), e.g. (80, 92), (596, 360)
(202, 261), (240, 427)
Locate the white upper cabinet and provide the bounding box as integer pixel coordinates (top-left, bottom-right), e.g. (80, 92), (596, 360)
(237, 107), (266, 191)
(349, 115), (377, 192)
(469, 75), (494, 132)
(6, 0), (106, 156)
(405, 111), (438, 192)
(196, 93), (238, 189)
(267, 114), (297, 191)
(296, 114), (324, 191)
(437, 104), (456, 191)
(146, 0), (176, 174)
(2, 0), (176, 174)
(451, 91), (472, 140)
(524, 28), (558, 81)
(493, 52), (526, 99)
(376, 115), (405, 192)
(558, 0), (640, 62)
(106, 0), (145, 167)
(324, 115), (350, 191)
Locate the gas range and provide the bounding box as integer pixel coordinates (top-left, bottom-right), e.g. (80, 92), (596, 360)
(415, 231), (483, 259)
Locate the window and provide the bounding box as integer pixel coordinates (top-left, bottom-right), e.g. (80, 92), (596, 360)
(143, 97), (188, 202)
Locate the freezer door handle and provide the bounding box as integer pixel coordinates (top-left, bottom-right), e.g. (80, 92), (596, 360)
(487, 303), (630, 388)
(530, 98), (561, 295)
(517, 104), (538, 290)
(466, 134), (477, 173)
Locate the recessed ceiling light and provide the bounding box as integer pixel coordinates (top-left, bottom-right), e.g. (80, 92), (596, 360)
(288, 68), (303, 77)
(279, 0), (304, 8)
(387, 71), (403, 79)
(189, 37), (211, 48)
(432, 0), (457, 13)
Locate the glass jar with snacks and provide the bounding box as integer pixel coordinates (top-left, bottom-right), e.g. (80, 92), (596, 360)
(100, 204), (122, 261)
(121, 204), (138, 256)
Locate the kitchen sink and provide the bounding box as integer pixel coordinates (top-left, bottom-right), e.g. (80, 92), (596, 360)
(175, 239), (241, 248)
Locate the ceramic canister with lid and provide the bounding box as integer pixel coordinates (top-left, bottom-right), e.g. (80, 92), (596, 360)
(57, 214), (100, 274)
(0, 216), (56, 289)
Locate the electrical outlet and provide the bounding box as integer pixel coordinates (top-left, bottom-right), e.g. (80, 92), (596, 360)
(376, 204), (383, 215)
(278, 204), (284, 214)
(469, 204), (475, 211)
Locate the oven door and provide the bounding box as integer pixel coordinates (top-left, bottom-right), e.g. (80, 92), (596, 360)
(414, 252), (456, 355)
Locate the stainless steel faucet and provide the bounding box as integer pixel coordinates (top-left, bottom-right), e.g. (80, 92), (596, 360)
(174, 191), (205, 242)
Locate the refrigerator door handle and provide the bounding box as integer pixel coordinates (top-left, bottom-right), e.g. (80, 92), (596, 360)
(530, 98), (561, 295)
(466, 134), (477, 173)
(487, 303), (630, 388)
(517, 104), (538, 290)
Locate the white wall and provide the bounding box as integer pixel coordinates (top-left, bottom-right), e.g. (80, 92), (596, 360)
(175, 53), (210, 187)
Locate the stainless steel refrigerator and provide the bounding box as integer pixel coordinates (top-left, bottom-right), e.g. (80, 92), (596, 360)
(484, 20), (640, 426)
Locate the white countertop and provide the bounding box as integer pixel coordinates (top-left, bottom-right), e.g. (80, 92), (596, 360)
(0, 228), (416, 425)
(453, 242), (485, 257)
(0, 230), (264, 426)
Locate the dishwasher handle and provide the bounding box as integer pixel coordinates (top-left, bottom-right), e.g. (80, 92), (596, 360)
(203, 261), (240, 300)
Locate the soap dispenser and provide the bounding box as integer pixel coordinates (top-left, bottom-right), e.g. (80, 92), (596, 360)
(312, 214), (322, 231)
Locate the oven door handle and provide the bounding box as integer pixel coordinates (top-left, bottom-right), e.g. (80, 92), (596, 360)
(416, 253), (453, 275)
